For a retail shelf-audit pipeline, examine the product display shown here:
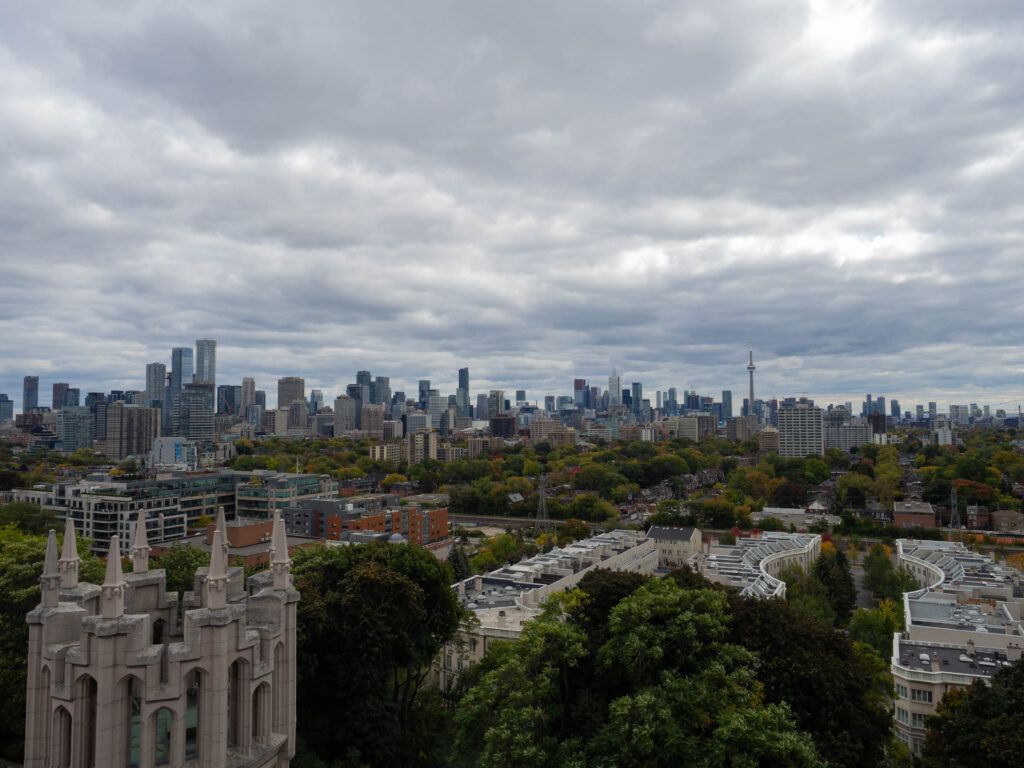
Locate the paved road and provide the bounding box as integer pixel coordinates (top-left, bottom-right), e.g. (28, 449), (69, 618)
(848, 563), (875, 609)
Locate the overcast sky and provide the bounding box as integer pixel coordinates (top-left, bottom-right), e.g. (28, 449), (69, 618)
(3, 1), (1024, 412)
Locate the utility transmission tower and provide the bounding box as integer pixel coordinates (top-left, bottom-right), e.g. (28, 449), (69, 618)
(536, 473), (551, 529)
(949, 484), (964, 544)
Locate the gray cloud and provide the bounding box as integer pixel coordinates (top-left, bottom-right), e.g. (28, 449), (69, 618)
(3, 1), (1024, 412)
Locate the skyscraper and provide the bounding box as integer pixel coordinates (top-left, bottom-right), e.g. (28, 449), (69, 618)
(277, 377), (305, 410)
(0, 394), (13, 422)
(721, 390), (733, 420)
(170, 347), (194, 400)
(374, 376), (391, 406)
(217, 385), (242, 416)
(22, 375), (38, 412)
(52, 383), (69, 411)
(241, 377), (256, 414)
(145, 362), (166, 408)
(418, 380), (431, 410)
(194, 339), (216, 387)
(488, 390), (504, 418)
(608, 371), (622, 407)
(334, 395), (358, 433)
(631, 383), (642, 416)
(309, 389), (324, 414)
(456, 367), (470, 417)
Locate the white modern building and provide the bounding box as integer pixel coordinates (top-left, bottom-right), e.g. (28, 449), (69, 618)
(891, 540), (1024, 754)
(440, 530), (657, 689)
(777, 404), (824, 458)
(698, 532), (822, 598)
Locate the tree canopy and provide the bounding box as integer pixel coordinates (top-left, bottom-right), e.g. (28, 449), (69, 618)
(453, 574), (826, 768)
(291, 542), (466, 767)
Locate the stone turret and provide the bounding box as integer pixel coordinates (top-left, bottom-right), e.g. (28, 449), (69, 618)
(58, 517), (79, 588)
(131, 516), (150, 573)
(100, 534), (126, 619)
(40, 529), (59, 609)
(205, 526), (229, 610)
(270, 510), (291, 591)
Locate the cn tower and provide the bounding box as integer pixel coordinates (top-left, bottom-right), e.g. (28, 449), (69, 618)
(747, 346), (756, 420)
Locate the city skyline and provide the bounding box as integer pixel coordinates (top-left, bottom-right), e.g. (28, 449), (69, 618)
(3, 4), (1024, 414)
(3, 345), (1021, 415)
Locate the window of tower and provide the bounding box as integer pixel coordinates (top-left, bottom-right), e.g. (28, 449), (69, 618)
(154, 708), (173, 765)
(185, 669), (201, 760)
(125, 677), (142, 768)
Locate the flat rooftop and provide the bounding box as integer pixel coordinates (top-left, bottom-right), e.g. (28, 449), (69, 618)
(896, 638), (1013, 677)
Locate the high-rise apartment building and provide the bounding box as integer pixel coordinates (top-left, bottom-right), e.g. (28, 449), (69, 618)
(145, 362), (166, 407)
(778, 404), (824, 458)
(22, 375), (38, 412)
(334, 395), (357, 433)
(170, 347), (194, 395)
(456, 368), (470, 416)
(195, 339), (216, 387)
(488, 390), (504, 419)
(174, 382), (215, 447)
(277, 377), (305, 410)
(105, 403), (161, 461)
(57, 407), (94, 452)
(52, 383), (70, 411)
(241, 377), (256, 414)
(90, 399), (108, 442)
(408, 428), (438, 464)
(0, 394), (13, 422)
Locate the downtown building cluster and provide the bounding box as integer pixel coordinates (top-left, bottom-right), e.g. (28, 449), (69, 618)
(5, 344), (1023, 466)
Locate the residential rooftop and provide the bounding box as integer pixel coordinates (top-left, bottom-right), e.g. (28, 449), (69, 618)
(895, 638), (1017, 677)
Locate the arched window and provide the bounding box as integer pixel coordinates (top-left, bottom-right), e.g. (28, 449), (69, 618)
(272, 643), (285, 732)
(227, 660), (246, 749)
(125, 677), (142, 768)
(184, 670), (201, 760)
(154, 708), (173, 766)
(152, 617), (165, 645)
(77, 675), (97, 768)
(52, 706), (72, 768)
(251, 683), (270, 744)
(37, 666), (51, 751)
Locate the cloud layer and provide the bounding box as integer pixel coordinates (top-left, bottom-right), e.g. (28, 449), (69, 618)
(3, 1), (1024, 411)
